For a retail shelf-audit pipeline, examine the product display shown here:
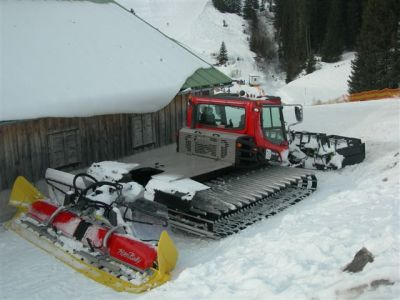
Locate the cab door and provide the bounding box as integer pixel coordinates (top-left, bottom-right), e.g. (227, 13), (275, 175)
(257, 105), (288, 161)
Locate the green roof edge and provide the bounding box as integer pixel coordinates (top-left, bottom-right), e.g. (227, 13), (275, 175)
(181, 67), (232, 90)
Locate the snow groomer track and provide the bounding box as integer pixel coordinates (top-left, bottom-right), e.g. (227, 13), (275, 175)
(162, 166), (317, 239)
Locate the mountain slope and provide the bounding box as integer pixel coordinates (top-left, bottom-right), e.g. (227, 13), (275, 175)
(117, 0), (264, 80)
(277, 53), (355, 105)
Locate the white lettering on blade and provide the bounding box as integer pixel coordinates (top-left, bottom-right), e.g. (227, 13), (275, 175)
(117, 248), (142, 264)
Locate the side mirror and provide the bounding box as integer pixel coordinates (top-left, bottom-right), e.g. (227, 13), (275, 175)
(295, 106), (303, 122)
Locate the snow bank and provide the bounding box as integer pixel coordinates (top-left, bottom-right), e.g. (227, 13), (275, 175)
(0, 0), (209, 121)
(277, 53), (355, 105)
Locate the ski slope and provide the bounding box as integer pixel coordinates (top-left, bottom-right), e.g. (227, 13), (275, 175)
(277, 53), (355, 105)
(117, 0), (268, 83)
(116, 1), (361, 102)
(1, 98), (399, 300)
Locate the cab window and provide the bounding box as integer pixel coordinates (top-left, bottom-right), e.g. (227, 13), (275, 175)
(197, 104), (246, 129)
(262, 106), (285, 144)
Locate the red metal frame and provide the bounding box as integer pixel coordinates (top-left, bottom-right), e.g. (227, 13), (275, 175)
(28, 200), (157, 271)
(187, 96), (288, 158)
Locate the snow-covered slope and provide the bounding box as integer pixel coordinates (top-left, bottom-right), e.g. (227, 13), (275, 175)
(1, 99), (399, 300)
(117, 0), (264, 82)
(277, 53), (355, 105)
(116, 0), (360, 103)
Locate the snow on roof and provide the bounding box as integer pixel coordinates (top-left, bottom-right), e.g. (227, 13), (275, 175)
(0, 0), (210, 121)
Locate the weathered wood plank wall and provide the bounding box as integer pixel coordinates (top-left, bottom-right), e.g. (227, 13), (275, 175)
(0, 94), (188, 190)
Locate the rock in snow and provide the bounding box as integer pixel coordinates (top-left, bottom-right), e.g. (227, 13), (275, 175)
(343, 247), (374, 273)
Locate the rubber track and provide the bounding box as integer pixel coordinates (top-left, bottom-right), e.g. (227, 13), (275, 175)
(167, 166), (317, 239)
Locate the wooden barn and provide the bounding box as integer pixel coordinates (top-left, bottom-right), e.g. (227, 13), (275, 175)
(0, 0), (231, 197)
(0, 69), (230, 191)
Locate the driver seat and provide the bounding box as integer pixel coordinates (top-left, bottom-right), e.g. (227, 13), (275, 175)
(200, 107), (216, 125)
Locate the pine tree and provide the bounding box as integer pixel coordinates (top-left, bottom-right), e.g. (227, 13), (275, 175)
(217, 41), (228, 65)
(274, 0), (390, 82)
(344, 0), (364, 50)
(252, 0), (259, 10)
(212, 0), (241, 14)
(321, 0), (345, 62)
(232, 0), (242, 14)
(305, 55), (316, 74)
(246, 0), (275, 62)
(275, 0), (309, 82)
(388, 21), (400, 88)
(243, 0), (254, 20)
(212, 0), (225, 12)
(249, 12), (260, 54)
(348, 0), (399, 93)
(260, 0), (266, 11)
(308, 0), (329, 53)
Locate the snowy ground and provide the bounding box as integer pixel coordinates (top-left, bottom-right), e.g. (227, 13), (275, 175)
(1, 98), (399, 300)
(1, 2), (399, 299)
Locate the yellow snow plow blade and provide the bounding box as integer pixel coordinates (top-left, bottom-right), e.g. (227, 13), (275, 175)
(9, 176), (44, 212)
(157, 230), (179, 274)
(7, 177), (179, 293)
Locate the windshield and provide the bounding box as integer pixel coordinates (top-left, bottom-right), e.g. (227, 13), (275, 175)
(262, 106), (286, 144)
(197, 104), (245, 129)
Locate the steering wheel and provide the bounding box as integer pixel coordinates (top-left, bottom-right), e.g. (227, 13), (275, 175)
(72, 173), (98, 199)
(72, 173), (122, 203)
(78, 181), (124, 207)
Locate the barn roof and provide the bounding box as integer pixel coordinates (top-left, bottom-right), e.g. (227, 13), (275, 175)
(0, 0), (230, 121)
